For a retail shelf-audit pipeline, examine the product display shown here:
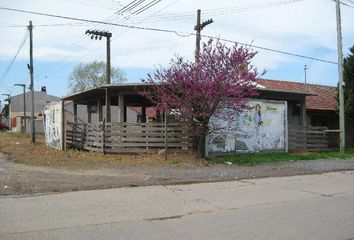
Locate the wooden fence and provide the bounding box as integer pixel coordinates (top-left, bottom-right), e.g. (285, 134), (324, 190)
(66, 122), (193, 154)
(288, 124), (328, 151)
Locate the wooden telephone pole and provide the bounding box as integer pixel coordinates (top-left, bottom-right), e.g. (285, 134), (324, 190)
(28, 20), (35, 143)
(85, 30), (112, 122)
(194, 9), (213, 64)
(335, 0), (345, 152)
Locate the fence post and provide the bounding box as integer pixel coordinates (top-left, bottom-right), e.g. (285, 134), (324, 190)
(71, 122), (74, 148)
(304, 125), (307, 151)
(102, 120), (105, 154)
(61, 100), (67, 151)
(80, 124), (84, 150)
(164, 112), (168, 161)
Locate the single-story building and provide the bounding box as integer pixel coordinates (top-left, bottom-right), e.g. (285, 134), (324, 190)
(8, 87), (59, 133)
(44, 79), (339, 155)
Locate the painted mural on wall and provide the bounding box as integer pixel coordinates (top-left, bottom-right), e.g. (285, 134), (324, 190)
(43, 101), (62, 150)
(208, 99), (287, 154)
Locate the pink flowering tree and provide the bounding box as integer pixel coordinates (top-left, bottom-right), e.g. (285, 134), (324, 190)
(142, 39), (261, 158)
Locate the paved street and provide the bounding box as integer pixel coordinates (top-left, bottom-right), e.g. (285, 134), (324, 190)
(1, 171), (354, 240)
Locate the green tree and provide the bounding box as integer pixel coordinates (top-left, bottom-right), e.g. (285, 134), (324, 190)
(343, 46), (354, 123)
(68, 60), (126, 93)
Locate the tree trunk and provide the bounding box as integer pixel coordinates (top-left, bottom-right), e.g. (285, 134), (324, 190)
(197, 132), (206, 159)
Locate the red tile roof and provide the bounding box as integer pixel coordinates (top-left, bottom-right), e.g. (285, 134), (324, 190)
(256, 79), (338, 111)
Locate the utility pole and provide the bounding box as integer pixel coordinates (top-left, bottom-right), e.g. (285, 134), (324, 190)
(85, 30), (112, 122)
(14, 84), (26, 132)
(106, 32), (111, 85)
(85, 30), (112, 84)
(28, 20), (35, 143)
(194, 9), (213, 65)
(335, 0), (345, 152)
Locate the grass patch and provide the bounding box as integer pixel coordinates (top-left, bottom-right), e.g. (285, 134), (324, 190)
(211, 151), (354, 166)
(168, 159), (182, 165)
(0, 131), (29, 138)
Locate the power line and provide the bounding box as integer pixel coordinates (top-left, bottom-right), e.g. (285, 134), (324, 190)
(116, 0), (140, 14)
(36, 10), (128, 74)
(0, 1), (306, 27)
(133, 0), (162, 14)
(38, 0), (164, 75)
(57, 0), (125, 11)
(0, 0), (309, 28)
(127, 0), (306, 24)
(0, 30), (29, 82)
(0, 5), (338, 69)
(118, 0), (146, 14)
(332, 0), (354, 8)
(38, 0), (167, 77)
(200, 34), (338, 65)
(0, 6), (281, 35)
(0, 22), (94, 28)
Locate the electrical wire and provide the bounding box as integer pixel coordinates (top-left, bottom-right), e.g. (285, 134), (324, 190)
(126, 0), (306, 24)
(38, 0), (158, 75)
(36, 9), (127, 74)
(0, 30), (29, 82)
(200, 34), (338, 65)
(41, 0), (170, 77)
(115, 0), (140, 14)
(133, 0), (162, 15)
(0, 0), (308, 28)
(38, 0), (166, 76)
(0, 2), (338, 82)
(331, 0), (354, 8)
(57, 0), (125, 11)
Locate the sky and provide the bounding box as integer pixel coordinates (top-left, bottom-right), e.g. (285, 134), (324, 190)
(0, 0), (354, 105)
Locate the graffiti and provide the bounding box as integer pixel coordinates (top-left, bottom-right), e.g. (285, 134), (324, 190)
(43, 101), (62, 150)
(208, 99), (287, 154)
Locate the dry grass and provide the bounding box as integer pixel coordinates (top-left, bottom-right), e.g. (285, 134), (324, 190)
(0, 131), (203, 169)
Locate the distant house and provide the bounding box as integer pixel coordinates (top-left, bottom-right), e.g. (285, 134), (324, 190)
(9, 87), (59, 133)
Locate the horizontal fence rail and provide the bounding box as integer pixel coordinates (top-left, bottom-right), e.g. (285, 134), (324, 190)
(288, 124), (328, 152)
(66, 122), (193, 154)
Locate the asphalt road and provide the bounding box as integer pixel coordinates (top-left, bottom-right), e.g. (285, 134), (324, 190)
(1, 171), (354, 240)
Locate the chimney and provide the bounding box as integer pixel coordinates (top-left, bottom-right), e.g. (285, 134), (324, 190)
(41, 86), (47, 93)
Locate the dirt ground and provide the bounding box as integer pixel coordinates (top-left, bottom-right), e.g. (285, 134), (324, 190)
(1, 133), (354, 196)
(0, 133), (206, 169)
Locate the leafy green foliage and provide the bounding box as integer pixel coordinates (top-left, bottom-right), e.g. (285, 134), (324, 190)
(68, 60), (126, 93)
(343, 46), (354, 123)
